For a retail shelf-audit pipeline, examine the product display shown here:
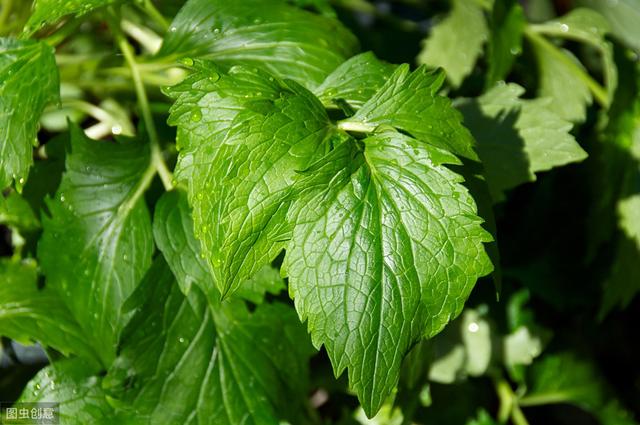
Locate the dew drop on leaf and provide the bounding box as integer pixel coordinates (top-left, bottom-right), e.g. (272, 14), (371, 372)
(191, 110), (202, 122)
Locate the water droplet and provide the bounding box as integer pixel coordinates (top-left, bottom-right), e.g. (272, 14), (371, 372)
(468, 322), (480, 333)
(123, 254), (129, 261)
(35, 384), (41, 390)
(60, 194), (66, 203)
(170, 26), (177, 33)
(178, 337), (185, 343)
(559, 23), (569, 32)
(510, 47), (520, 55)
(180, 57), (194, 67)
(212, 28), (221, 34)
(208, 73), (220, 83)
(197, 192), (204, 200)
(191, 110), (202, 122)
(111, 125), (122, 135)
(18, 177), (25, 185)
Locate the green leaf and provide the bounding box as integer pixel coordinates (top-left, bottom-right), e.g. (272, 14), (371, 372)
(595, 73), (640, 317)
(105, 257), (314, 425)
(418, 0), (489, 88)
(523, 353), (638, 425)
(235, 263), (285, 305)
(159, 0), (358, 88)
(578, 0), (640, 52)
(0, 192), (39, 231)
(314, 52), (396, 110)
(153, 189), (218, 303)
(0, 259), (99, 364)
(466, 410), (498, 425)
(456, 82), (587, 200)
(284, 130), (492, 416)
(528, 8), (617, 121)
(0, 38), (59, 190)
(166, 62), (332, 298)
(24, 0), (123, 36)
(38, 125), (154, 366)
(153, 189), (286, 305)
(341, 65), (479, 160)
(18, 358), (114, 424)
(485, 0), (525, 87)
(528, 40), (593, 122)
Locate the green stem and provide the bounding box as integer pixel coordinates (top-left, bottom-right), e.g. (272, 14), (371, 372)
(519, 392), (573, 407)
(0, 0), (13, 33)
(139, 0), (169, 31)
(337, 120), (375, 134)
(55, 100), (114, 122)
(108, 10), (173, 190)
(494, 378), (531, 425)
(524, 27), (609, 108)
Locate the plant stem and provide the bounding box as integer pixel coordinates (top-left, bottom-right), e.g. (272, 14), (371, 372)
(0, 0), (13, 34)
(139, 0), (169, 32)
(337, 120), (375, 134)
(108, 10), (173, 190)
(518, 392), (572, 407)
(494, 378), (531, 425)
(524, 27), (609, 108)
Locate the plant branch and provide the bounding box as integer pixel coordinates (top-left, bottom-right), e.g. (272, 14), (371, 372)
(108, 10), (173, 190)
(494, 378), (531, 425)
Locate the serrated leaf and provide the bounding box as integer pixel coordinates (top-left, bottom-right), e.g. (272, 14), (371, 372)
(159, 0), (358, 88)
(0, 38), (59, 190)
(38, 125), (154, 366)
(523, 353), (638, 425)
(166, 62), (332, 298)
(0, 259), (99, 364)
(418, 0), (488, 88)
(17, 358), (114, 424)
(341, 65), (479, 160)
(104, 257), (314, 425)
(24, 0), (124, 36)
(456, 83), (587, 200)
(485, 0), (525, 87)
(284, 131), (492, 416)
(153, 190), (285, 305)
(529, 8), (617, 121)
(314, 52), (396, 109)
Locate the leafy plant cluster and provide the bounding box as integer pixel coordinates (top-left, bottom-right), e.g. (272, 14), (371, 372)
(0, 0), (639, 424)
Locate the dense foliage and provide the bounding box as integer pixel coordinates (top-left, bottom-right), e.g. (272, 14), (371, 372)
(1, 0), (639, 424)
